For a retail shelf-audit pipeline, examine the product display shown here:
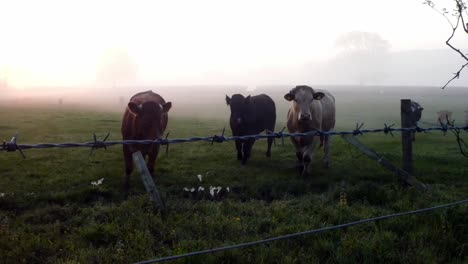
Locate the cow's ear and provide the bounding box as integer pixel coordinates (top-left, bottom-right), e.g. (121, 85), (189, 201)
(225, 95), (231, 105)
(162, 102), (172, 113)
(128, 102), (142, 115)
(313, 92), (325, 100)
(284, 92), (294, 101)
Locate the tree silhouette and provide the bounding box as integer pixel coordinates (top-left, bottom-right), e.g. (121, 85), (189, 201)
(334, 31), (390, 85)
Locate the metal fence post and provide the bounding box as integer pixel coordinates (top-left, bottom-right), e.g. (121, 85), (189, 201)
(401, 99), (413, 173)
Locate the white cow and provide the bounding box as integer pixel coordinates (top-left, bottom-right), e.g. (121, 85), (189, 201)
(284, 85), (336, 176)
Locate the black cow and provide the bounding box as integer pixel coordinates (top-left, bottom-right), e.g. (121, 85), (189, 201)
(225, 94), (276, 164)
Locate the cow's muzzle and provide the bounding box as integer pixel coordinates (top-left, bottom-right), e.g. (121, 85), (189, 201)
(299, 113), (311, 121)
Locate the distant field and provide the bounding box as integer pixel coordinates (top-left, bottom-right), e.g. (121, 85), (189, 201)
(0, 86), (467, 263)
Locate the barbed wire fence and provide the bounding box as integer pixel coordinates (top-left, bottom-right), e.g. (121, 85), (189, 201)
(1, 106), (467, 262)
(2, 124), (467, 158)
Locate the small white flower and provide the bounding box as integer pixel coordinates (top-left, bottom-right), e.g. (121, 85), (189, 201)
(209, 186), (215, 197)
(0, 193), (5, 197)
(216, 186), (222, 194)
(183, 187), (190, 192)
(226, 187), (230, 192)
(190, 188), (195, 192)
(197, 174), (203, 182)
(91, 178), (104, 186)
(198, 186), (205, 192)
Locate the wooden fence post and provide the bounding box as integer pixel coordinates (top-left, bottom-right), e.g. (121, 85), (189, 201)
(132, 151), (166, 212)
(401, 99), (413, 174)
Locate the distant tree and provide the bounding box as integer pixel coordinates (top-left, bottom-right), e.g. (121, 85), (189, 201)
(424, 0), (468, 89)
(96, 49), (138, 88)
(335, 31), (390, 85)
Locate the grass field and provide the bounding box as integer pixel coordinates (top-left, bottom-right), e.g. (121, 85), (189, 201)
(0, 86), (467, 263)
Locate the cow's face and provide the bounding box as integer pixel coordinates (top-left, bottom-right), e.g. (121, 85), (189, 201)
(128, 101), (172, 139)
(226, 94), (253, 126)
(410, 101), (423, 123)
(284, 86), (324, 122)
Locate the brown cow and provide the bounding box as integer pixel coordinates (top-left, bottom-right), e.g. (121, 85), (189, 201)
(284, 85), (336, 176)
(121, 90), (172, 190)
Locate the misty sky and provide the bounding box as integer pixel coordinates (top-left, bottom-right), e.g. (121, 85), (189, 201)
(0, 0), (467, 88)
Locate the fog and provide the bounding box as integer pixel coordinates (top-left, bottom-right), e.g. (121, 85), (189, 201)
(0, 0), (467, 118)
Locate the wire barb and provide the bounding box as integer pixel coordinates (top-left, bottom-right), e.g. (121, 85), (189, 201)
(414, 125), (424, 133)
(211, 128), (226, 144)
(275, 127), (286, 146)
(89, 132), (110, 156)
(2, 132), (26, 159)
(383, 123), (395, 137)
(353, 123), (365, 136)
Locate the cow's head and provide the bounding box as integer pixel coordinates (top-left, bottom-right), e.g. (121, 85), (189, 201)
(410, 101), (423, 124)
(284, 85), (324, 122)
(127, 101), (172, 139)
(226, 94), (253, 126)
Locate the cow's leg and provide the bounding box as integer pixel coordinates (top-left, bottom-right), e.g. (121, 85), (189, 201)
(302, 154), (311, 177)
(123, 145), (133, 190)
(242, 138), (255, 165)
(235, 139), (243, 161)
(147, 144), (160, 178)
(290, 137), (304, 173)
(266, 130), (273, 157)
(303, 137), (319, 176)
(323, 135), (331, 168)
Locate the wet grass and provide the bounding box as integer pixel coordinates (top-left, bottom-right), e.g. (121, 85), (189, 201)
(0, 99), (467, 263)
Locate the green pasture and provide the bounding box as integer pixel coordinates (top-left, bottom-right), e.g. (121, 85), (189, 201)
(0, 86), (467, 263)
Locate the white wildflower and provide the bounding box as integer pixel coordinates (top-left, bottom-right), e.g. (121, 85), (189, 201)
(91, 178), (104, 186)
(183, 187), (190, 192)
(198, 186), (205, 192)
(209, 186), (215, 197)
(216, 186), (222, 194)
(197, 174), (203, 182)
(190, 188), (195, 192)
(0, 193), (5, 197)
(226, 187), (230, 192)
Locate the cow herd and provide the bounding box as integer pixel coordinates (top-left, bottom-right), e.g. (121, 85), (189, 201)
(121, 86), (336, 190)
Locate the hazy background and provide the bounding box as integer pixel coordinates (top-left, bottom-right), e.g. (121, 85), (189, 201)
(0, 0), (467, 124)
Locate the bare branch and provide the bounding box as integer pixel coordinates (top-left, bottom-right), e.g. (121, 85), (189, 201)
(426, 0), (468, 89)
(425, 0), (456, 27)
(447, 119), (468, 158)
(442, 62), (468, 89)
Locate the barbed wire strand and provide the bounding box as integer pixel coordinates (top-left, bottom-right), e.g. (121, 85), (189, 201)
(135, 198), (468, 264)
(2, 125), (467, 155)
